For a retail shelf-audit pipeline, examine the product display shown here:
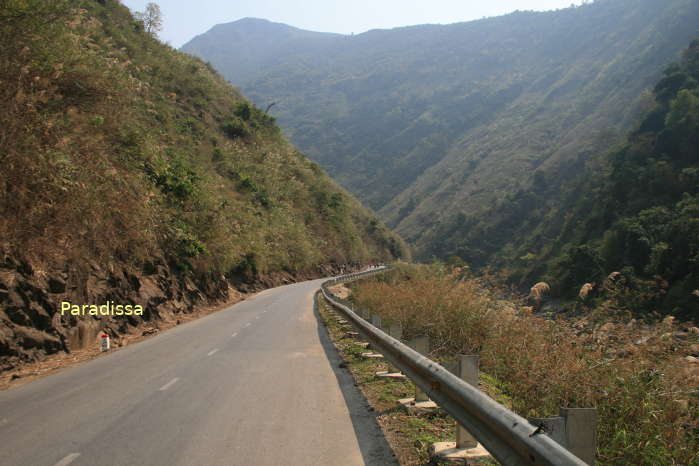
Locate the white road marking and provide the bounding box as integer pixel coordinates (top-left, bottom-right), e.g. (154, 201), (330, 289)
(158, 378), (179, 391)
(231, 332), (238, 338)
(255, 315), (261, 319)
(54, 453), (81, 466)
(244, 323), (251, 328)
(207, 349), (219, 356)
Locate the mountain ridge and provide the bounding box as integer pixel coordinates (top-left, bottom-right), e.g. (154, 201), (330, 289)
(182, 0), (699, 266)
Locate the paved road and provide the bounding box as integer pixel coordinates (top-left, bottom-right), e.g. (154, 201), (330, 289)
(0, 278), (397, 466)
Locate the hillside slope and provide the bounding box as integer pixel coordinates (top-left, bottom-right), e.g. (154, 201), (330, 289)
(182, 0), (699, 264)
(500, 39), (699, 318)
(0, 0), (407, 368)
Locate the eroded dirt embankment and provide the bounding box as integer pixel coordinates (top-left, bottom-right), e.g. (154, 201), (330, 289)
(0, 252), (352, 376)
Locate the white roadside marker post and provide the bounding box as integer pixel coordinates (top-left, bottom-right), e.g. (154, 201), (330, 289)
(100, 333), (110, 352)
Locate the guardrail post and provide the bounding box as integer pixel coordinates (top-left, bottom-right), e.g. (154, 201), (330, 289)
(388, 322), (402, 340)
(371, 314), (382, 330)
(528, 408), (597, 465)
(430, 355), (491, 463)
(351, 306), (371, 348)
(561, 408), (597, 465)
(387, 323), (403, 374)
(398, 335), (436, 411)
(456, 355), (479, 449)
(362, 314), (385, 359)
(409, 336), (430, 402)
(377, 323), (405, 378)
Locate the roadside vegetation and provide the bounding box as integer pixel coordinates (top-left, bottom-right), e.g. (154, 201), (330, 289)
(349, 264), (698, 465)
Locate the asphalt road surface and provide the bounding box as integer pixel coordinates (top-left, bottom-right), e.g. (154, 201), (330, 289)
(0, 278), (398, 466)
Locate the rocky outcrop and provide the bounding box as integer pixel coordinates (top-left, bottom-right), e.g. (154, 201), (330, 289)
(0, 254), (206, 370)
(0, 252), (353, 371)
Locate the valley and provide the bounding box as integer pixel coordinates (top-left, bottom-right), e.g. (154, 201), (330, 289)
(1, 1), (697, 464)
(184, 0), (699, 314)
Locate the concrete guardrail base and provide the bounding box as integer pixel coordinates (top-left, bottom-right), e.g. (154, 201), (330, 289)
(375, 370), (407, 379)
(429, 442), (492, 464)
(397, 397), (437, 413)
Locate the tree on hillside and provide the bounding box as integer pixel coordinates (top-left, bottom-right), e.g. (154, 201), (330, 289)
(135, 2), (162, 36)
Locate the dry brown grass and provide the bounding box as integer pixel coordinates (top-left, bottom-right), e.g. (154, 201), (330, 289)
(0, 1), (406, 285)
(353, 264), (698, 465)
(0, 4), (159, 270)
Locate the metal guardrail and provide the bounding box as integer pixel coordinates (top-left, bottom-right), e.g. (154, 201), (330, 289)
(321, 268), (588, 466)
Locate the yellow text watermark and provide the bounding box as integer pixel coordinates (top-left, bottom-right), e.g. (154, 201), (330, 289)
(61, 301), (144, 316)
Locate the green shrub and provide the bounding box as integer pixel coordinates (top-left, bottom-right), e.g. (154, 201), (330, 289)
(147, 153), (199, 203)
(221, 117), (249, 139)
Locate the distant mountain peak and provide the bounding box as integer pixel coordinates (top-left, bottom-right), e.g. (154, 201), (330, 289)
(225, 17), (290, 28)
(209, 17), (293, 33)
(235, 17), (271, 23)
(209, 17), (338, 36)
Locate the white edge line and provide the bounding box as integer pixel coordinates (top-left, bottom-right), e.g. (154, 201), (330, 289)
(54, 453), (81, 466)
(244, 323), (251, 327)
(159, 377), (179, 391)
(231, 332), (238, 338)
(207, 349), (219, 356)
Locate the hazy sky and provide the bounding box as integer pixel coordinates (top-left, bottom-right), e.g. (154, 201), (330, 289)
(121, 0), (584, 48)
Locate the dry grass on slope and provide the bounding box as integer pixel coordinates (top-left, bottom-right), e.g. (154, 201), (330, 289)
(353, 265), (698, 465)
(0, 0), (406, 279)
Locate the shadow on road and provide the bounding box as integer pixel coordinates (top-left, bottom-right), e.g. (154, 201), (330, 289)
(313, 293), (399, 466)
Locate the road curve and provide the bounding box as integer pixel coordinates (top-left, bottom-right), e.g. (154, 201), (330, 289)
(0, 278), (397, 466)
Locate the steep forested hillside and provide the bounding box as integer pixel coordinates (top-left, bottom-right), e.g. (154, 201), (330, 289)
(183, 0), (699, 269)
(0, 0), (406, 367)
(493, 39), (699, 318)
